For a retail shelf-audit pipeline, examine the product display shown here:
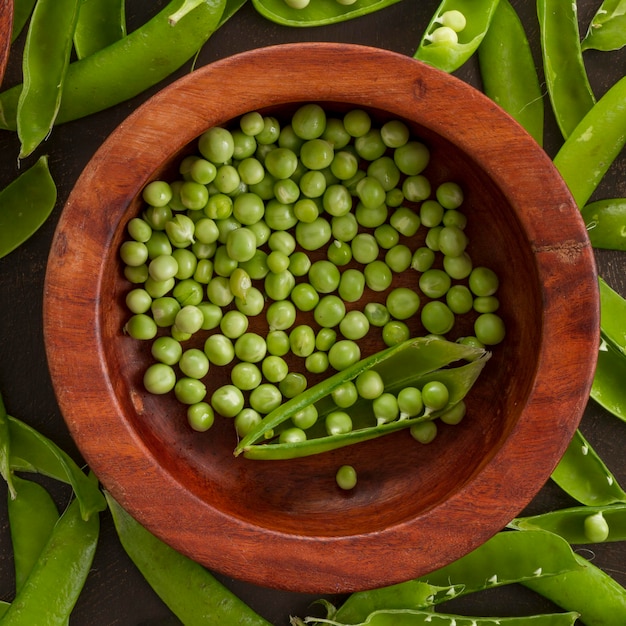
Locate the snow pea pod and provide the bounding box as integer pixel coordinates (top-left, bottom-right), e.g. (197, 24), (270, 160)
(477, 0), (544, 145)
(105, 492), (272, 626)
(7, 475), (60, 592)
(73, 0), (126, 60)
(414, 0), (501, 73)
(550, 428), (626, 506)
(582, 198), (626, 251)
(17, 0), (82, 158)
(6, 414), (106, 520)
(510, 503), (626, 544)
(0, 0), (226, 129)
(553, 75), (626, 209)
(537, 0), (595, 140)
(0, 494), (99, 626)
(10, 0), (36, 43)
(0, 392), (15, 498)
(0, 155), (56, 260)
(298, 608), (579, 625)
(251, 0), (401, 27)
(581, 0), (626, 52)
(591, 340), (626, 423)
(523, 551), (626, 626)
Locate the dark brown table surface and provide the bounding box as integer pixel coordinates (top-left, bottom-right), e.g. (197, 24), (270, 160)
(1, 1), (625, 623)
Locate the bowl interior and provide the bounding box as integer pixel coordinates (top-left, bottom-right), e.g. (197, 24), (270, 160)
(45, 43), (597, 592)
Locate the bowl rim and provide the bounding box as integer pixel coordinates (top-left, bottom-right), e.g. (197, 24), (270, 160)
(43, 42), (599, 593)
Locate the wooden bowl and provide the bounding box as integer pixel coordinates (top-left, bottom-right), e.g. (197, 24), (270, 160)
(0, 0), (13, 85)
(44, 43), (599, 593)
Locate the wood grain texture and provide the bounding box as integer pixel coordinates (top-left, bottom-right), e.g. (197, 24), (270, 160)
(0, 0), (12, 86)
(43, 43), (599, 594)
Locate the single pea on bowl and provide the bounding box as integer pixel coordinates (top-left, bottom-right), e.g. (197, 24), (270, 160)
(43, 43), (599, 594)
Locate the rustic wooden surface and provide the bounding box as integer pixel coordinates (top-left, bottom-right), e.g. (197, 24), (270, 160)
(1, 0), (625, 623)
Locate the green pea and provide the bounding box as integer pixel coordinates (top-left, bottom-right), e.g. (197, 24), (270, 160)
(364, 302), (390, 327)
(144, 205), (173, 231)
(422, 380), (449, 411)
(264, 147), (298, 179)
(264, 269), (295, 301)
(235, 332), (267, 363)
(193, 259), (213, 284)
(300, 138), (334, 171)
(198, 127), (234, 164)
(295, 216), (332, 250)
(279, 427), (307, 444)
(206, 276), (234, 307)
(397, 387), (424, 419)
(331, 213), (358, 242)
(255, 116), (280, 145)
(291, 283), (320, 312)
(179, 181), (208, 211)
(204, 193), (233, 220)
(328, 340), (361, 371)
(326, 411), (353, 435)
(351, 233), (379, 264)
(322, 184), (352, 217)
(381, 119), (409, 148)
(231, 362), (262, 391)
(338, 268), (365, 303)
(309, 260), (341, 294)
(279, 372), (307, 398)
(355, 128), (386, 161)
(190, 158), (217, 185)
(204, 334), (235, 366)
(174, 305), (204, 335)
(274, 178), (300, 204)
(239, 250), (269, 281)
(314, 295), (346, 328)
(144, 276), (175, 299)
(336, 465), (357, 490)
(289, 251), (312, 277)
(384, 244), (412, 273)
(339, 311), (370, 341)
(443, 209), (467, 230)
(436, 181), (464, 209)
(187, 402), (215, 432)
(149, 297), (179, 328)
(373, 392), (400, 425)
(289, 325), (316, 358)
(474, 295), (500, 313)
(327, 240), (353, 266)
(151, 336), (182, 365)
(411, 247), (435, 272)
(332, 381), (359, 408)
(149, 254), (178, 282)
(410, 421), (438, 444)
(446, 285), (474, 314)
(474, 313), (506, 345)
(197, 302), (222, 330)
(173, 278), (204, 306)
(438, 225), (468, 257)
(143, 363), (176, 395)
(330, 150), (359, 181)
(382, 320), (410, 346)
(266, 330), (291, 357)
(469, 266), (500, 296)
(127, 217), (153, 243)
(120, 240), (149, 267)
(440, 399), (467, 425)
(421, 300), (455, 335)
(443, 252), (473, 279)
(355, 176), (386, 210)
(211, 384), (245, 418)
(234, 288), (265, 319)
(240, 111), (265, 136)
(229, 268), (252, 302)
(226, 227), (257, 263)
(390, 206), (421, 237)
(374, 223), (400, 250)
(264, 199), (298, 231)
(367, 156), (401, 191)
(232, 192), (265, 225)
(419, 268), (452, 299)
(386, 287), (420, 320)
(355, 370), (384, 400)
(143, 180), (173, 207)
(174, 378), (207, 405)
(291, 405), (319, 430)
(262, 356), (289, 383)
(234, 408), (262, 438)
(402, 174), (431, 202)
(583, 512), (610, 543)
(425, 225), (443, 251)
(343, 109), (371, 137)
(266, 300), (296, 331)
(179, 348), (210, 379)
(355, 201), (388, 229)
(291, 103), (326, 140)
(364, 260), (393, 292)
(249, 383), (282, 414)
(220, 310), (249, 339)
(125, 288), (152, 314)
(305, 351), (330, 374)
(393, 141), (430, 175)
(171, 249), (197, 280)
(315, 328), (337, 352)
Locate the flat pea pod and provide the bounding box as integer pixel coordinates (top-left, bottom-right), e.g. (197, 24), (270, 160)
(251, 0), (401, 27)
(296, 608), (580, 625)
(0, 606), (7, 619)
(523, 551), (626, 626)
(16, 0), (82, 158)
(581, 0), (626, 52)
(7, 475), (60, 592)
(10, 0), (37, 43)
(73, 0), (126, 60)
(537, 0), (595, 140)
(0, 155), (56, 260)
(591, 340), (626, 422)
(0, 0), (226, 129)
(477, 0), (544, 145)
(598, 277), (626, 355)
(509, 503), (626, 544)
(235, 337), (488, 457)
(552, 75), (626, 209)
(414, 0), (501, 73)
(0, 393), (15, 498)
(6, 414), (106, 520)
(105, 492), (272, 626)
(418, 531), (585, 595)
(550, 428), (626, 505)
(0, 494), (99, 626)
(582, 198), (626, 250)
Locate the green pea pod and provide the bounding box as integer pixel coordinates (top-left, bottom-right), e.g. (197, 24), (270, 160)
(105, 492), (272, 626)
(553, 75), (626, 209)
(417, 531), (585, 594)
(235, 337), (488, 458)
(169, 0), (209, 25)
(537, 0), (596, 140)
(73, 0), (126, 60)
(10, 0), (37, 43)
(0, 495), (99, 626)
(0, 604), (8, 619)
(581, 0), (626, 52)
(298, 608), (580, 625)
(0, 155), (57, 260)
(219, 0), (251, 25)
(17, 0), (82, 158)
(598, 277), (626, 355)
(251, 0), (401, 27)
(477, 0), (544, 145)
(550, 428), (626, 505)
(0, 0), (226, 130)
(582, 198), (626, 250)
(0, 392), (16, 498)
(591, 340), (626, 422)
(523, 551), (626, 626)
(6, 414), (107, 520)
(7, 475), (60, 592)
(510, 503), (626, 544)
(332, 581), (464, 624)
(414, 0), (501, 73)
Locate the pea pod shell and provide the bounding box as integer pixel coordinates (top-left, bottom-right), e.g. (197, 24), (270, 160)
(7, 475), (60, 592)
(414, 0), (501, 73)
(582, 198), (626, 250)
(0, 393), (15, 498)
(591, 340), (626, 422)
(553, 75), (626, 209)
(73, 0), (126, 60)
(0, 495), (99, 626)
(251, 0), (401, 27)
(581, 0), (626, 52)
(523, 551), (626, 626)
(105, 492), (272, 626)
(0, 155), (57, 260)
(235, 337), (487, 454)
(598, 277), (626, 355)
(510, 503), (626, 544)
(477, 0), (544, 145)
(11, 0), (37, 43)
(550, 428), (626, 505)
(6, 414), (107, 520)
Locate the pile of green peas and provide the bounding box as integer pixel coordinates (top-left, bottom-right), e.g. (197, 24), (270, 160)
(119, 102), (505, 486)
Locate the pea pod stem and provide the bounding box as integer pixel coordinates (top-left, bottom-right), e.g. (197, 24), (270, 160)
(105, 492), (272, 626)
(477, 0), (544, 145)
(414, 0), (501, 73)
(0, 495), (99, 626)
(0, 0), (227, 129)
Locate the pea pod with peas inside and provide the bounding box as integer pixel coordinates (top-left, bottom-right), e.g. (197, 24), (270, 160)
(235, 337), (489, 459)
(413, 0), (500, 73)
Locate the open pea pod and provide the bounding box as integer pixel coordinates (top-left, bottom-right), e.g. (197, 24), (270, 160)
(582, 198), (626, 251)
(251, 0), (401, 27)
(235, 337), (489, 459)
(414, 0), (501, 73)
